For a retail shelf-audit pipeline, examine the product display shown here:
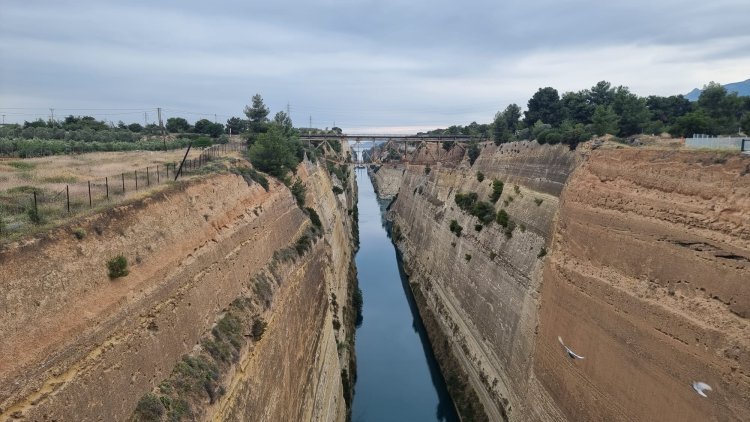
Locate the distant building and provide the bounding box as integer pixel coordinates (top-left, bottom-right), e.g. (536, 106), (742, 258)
(685, 135), (749, 154)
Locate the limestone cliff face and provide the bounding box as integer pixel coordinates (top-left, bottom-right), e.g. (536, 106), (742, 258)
(380, 141), (580, 421)
(379, 142), (749, 421)
(536, 150), (750, 421)
(0, 157), (358, 421)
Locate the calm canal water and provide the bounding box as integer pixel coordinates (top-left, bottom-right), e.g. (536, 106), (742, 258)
(351, 168), (459, 422)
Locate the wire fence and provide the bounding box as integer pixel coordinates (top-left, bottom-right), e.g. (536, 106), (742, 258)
(0, 143), (246, 238)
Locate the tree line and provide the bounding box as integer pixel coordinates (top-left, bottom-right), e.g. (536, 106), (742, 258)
(425, 81), (750, 149)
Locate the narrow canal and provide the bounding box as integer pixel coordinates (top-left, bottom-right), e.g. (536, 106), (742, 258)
(351, 168), (459, 422)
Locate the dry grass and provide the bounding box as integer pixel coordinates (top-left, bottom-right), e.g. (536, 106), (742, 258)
(0, 146), (246, 243)
(0, 149), (208, 192)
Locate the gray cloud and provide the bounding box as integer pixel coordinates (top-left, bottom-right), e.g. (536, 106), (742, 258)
(1, 0), (748, 132)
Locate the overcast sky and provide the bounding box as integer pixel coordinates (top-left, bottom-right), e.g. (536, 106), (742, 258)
(1, 0), (749, 133)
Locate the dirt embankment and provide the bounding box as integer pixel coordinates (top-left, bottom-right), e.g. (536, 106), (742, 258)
(536, 149), (750, 421)
(0, 156), (359, 421)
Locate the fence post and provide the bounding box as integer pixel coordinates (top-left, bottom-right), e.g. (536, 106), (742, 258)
(165, 163), (169, 179)
(122, 173), (125, 193)
(135, 170), (138, 190)
(33, 190), (38, 215)
(106, 177), (109, 199)
(157, 166), (160, 184)
(66, 185), (70, 213)
(88, 181), (92, 207)
(146, 167), (150, 186)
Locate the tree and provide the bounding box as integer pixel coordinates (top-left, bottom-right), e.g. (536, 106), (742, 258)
(248, 124), (300, 178)
(612, 86), (650, 136)
(561, 90), (594, 124)
(671, 110), (713, 137)
(646, 95), (692, 127)
(225, 117), (248, 134)
(492, 112), (511, 145)
(525, 87), (562, 126)
(194, 119), (224, 138)
(273, 111), (294, 135)
(591, 105), (619, 136)
(741, 112), (750, 135)
(166, 117), (190, 133)
(244, 94), (270, 135)
(589, 81), (615, 107)
(127, 123), (143, 133)
(697, 82), (742, 133)
(466, 140), (481, 165)
(502, 104), (522, 133)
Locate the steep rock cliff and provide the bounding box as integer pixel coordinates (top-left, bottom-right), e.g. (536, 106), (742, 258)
(535, 149), (750, 421)
(0, 157), (358, 421)
(378, 142), (749, 421)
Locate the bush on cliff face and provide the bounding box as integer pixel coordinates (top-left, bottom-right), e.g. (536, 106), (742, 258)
(252, 318), (268, 341)
(455, 192), (478, 210)
(496, 209), (509, 227)
(290, 179), (306, 207)
(476, 171), (484, 182)
(470, 201), (495, 224)
(133, 393), (165, 421)
(449, 220), (463, 237)
(466, 140), (481, 165)
(489, 179), (504, 203)
(107, 255), (129, 279)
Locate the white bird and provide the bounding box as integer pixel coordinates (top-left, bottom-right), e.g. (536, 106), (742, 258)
(692, 382), (712, 398)
(558, 336), (585, 360)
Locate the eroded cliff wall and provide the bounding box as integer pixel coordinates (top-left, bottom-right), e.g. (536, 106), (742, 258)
(535, 150), (750, 421)
(378, 142), (749, 421)
(0, 157), (358, 421)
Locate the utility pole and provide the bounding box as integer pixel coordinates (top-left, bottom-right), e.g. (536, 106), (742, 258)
(49, 108), (54, 124)
(144, 112), (148, 126)
(214, 114), (217, 124)
(157, 107), (166, 150)
(309, 115), (312, 129)
(1, 115), (5, 125)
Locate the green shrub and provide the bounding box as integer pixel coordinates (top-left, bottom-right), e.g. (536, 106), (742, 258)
(466, 141), (480, 165)
(234, 167), (269, 191)
(73, 227), (86, 239)
(295, 233), (313, 256)
(470, 201), (495, 224)
(305, 207), (322, 228)
(504, 220), (516, 238)
(424, 165), (431, 175)
(474, 224), (483, 232)
(252, 318), (267, 341)
(290, 179), (306, 207)
(449, 220), (463, 237)
(496, 209), (509, 227)
(534, 198), (543, 206)
(464, 254), (472, 261)
(107, 255), (129, 278)
(476, 171), (484, 182)
(27, 207), (44, 225)
(514, 185), (521, 195)
(489, 179), (504, 203)
(332, 186), (344, 195)
(538, 247), (547, 258)
(454, 192), (478, 210)
(133, 393), (165, 421)
(489, 251), (497, 260)
(193, 137), (212, 148)
(519, 223), (526, 232)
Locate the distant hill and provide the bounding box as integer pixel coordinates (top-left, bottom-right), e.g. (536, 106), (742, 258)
(685, 78), (750, 101)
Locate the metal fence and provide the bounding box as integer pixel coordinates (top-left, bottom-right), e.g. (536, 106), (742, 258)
(0, 143), (246, 237)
